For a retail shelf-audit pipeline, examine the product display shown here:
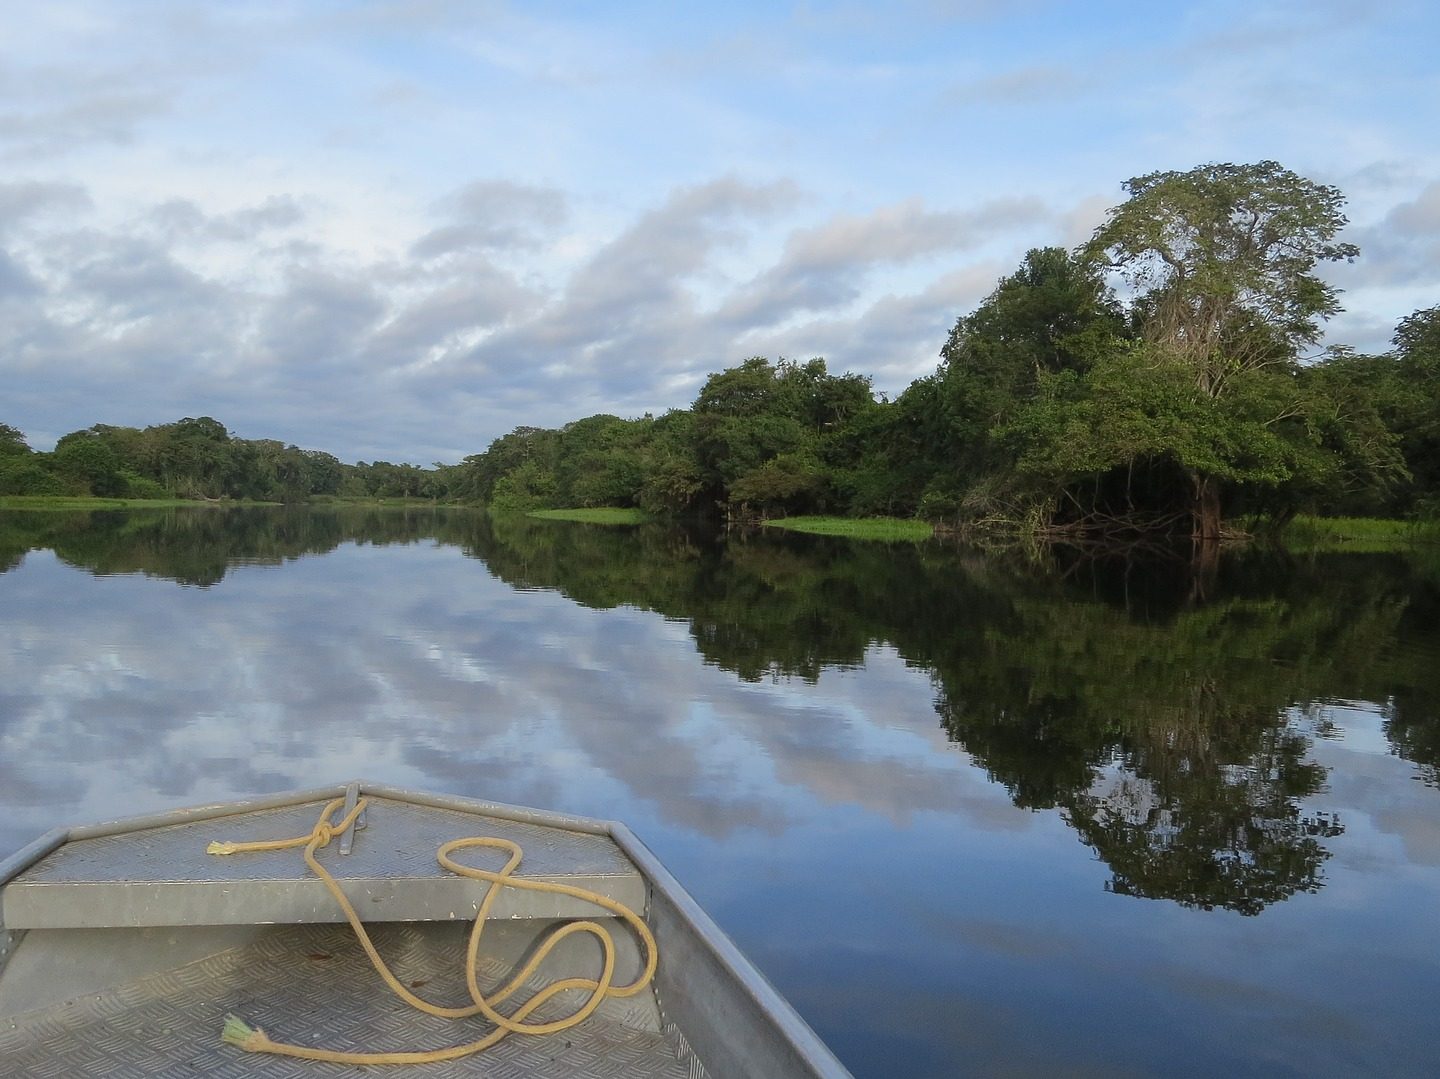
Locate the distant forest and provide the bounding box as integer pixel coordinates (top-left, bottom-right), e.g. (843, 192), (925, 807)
(4, 161), (1437, 539)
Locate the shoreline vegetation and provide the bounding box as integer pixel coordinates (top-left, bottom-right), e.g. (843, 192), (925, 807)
(760, 516), (934, 541)
(5, 495), (1439, 554)
(1278, 516), (1440, 553)
(527, 507), (648, 525)
(4, 163), (1437, 547)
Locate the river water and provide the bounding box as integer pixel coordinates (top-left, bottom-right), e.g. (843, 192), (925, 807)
(2, 506), (1438, 1077)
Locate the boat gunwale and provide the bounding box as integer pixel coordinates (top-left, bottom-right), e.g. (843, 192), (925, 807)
(611, 821), (851, 1079)
(0, 828), (68, 890)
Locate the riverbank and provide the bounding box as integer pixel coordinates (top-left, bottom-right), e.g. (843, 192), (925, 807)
(527, 507), (649, 524)
(9, 497), (1436, 554)
(1279, 515), (1440, 552)
(524, 508), (935, 538)
(759, 515), (934, 541)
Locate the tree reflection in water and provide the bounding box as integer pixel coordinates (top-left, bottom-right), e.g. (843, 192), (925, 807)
(5, 506), (1437, 914)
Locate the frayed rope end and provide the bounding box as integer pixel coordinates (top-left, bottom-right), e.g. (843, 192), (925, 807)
(221, 1013), (268, 1051)
(206, 840), (239, 856)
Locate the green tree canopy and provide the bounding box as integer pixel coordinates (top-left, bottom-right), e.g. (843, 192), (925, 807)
(1390, 306), (1440, 512)
(1062, 162), (1364, 537)
(921, 247), (1129, 523)
(1085, 160), (1358, 398)
(0, 423), (31, 456)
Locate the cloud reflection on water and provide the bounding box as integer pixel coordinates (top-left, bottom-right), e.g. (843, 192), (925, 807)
(0, 541), (1008, 853)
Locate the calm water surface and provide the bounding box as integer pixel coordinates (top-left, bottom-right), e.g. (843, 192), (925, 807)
(2, 507), (1439, 1077)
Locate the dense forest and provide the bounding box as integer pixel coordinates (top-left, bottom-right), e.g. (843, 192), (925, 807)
(0, 414), (438, 504)
(4, 161), (1437, 538)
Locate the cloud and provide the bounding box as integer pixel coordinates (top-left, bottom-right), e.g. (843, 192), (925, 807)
(0, 251), (42, 299)
(364, 269), (543, 365)
(412, 180), (569, 258)
(147, 196), (307, 243)
(565, 177), (800, 317)
(1387, 181), (1440, 235)
(67, 235), (212, 318)
(1331, 181), (1440, 300)
(719, 196), (1047, 330)
(745, 263), (1003, 392)
(0, 81), (170, 158)
(0, 181), (93, 235)
(1173, 0), (1375, 62)
(257, 267), (388, 373)
(944, 65), (1094, 107)
(447, 177), (803, 403)
(1058, 194), (1111, 247)
(0, 14), (190, 160)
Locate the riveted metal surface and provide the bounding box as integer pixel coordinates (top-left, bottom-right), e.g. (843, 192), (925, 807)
(0, 921), (700, 1078)
(4, 797), (643, 929)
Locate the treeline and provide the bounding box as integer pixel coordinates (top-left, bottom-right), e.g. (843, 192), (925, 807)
(5, 161), (1438, 537)
(0, 415), (443, 502)
(441, 303), (1438, 533)
(451, 162), (1440, 538)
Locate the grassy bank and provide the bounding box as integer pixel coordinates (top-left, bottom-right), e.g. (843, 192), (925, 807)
(309, 496), (453, 508)
(527, 507), (649, 525)
(761, 515), (934, 541)
(1280, 515), (1440, 552)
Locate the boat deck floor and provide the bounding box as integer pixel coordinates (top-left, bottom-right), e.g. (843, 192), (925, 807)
(0, 920), (702, 1078)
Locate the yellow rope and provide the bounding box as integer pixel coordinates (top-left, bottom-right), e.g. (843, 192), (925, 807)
(207, 796), (658, 1065)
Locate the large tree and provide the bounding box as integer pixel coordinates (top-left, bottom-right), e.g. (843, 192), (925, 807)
(1084, 162), (1359, 537)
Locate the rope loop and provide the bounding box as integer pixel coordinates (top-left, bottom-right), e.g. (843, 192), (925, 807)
(208, 796), (657, 1066)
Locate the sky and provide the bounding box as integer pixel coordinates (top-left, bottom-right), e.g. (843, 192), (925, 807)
(2, 1), (1437, 465)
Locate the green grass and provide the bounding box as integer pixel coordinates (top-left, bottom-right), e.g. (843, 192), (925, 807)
(526, 507), (650, 525)
(1280, 515), (1440, 552)
(760, 515), (933, 541)
(311, 496), (451, 507)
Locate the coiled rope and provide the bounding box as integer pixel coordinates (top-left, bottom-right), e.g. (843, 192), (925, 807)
(207, 796), (658, 1065)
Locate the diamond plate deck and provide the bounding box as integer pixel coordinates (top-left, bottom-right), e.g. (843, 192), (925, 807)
(3, 797), (644, 929)
(0, 921), (704, 1078)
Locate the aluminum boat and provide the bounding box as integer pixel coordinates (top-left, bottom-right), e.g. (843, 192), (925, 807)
(0, 781), (852, 1077)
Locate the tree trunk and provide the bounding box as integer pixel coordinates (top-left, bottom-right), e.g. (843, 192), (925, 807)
(1189, 472), (1222, 541)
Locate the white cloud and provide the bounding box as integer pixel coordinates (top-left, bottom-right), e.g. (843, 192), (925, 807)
(0, 180), (93, 232)
(1387, 181), (1440, 235)
(719, 197), (1048, 331)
